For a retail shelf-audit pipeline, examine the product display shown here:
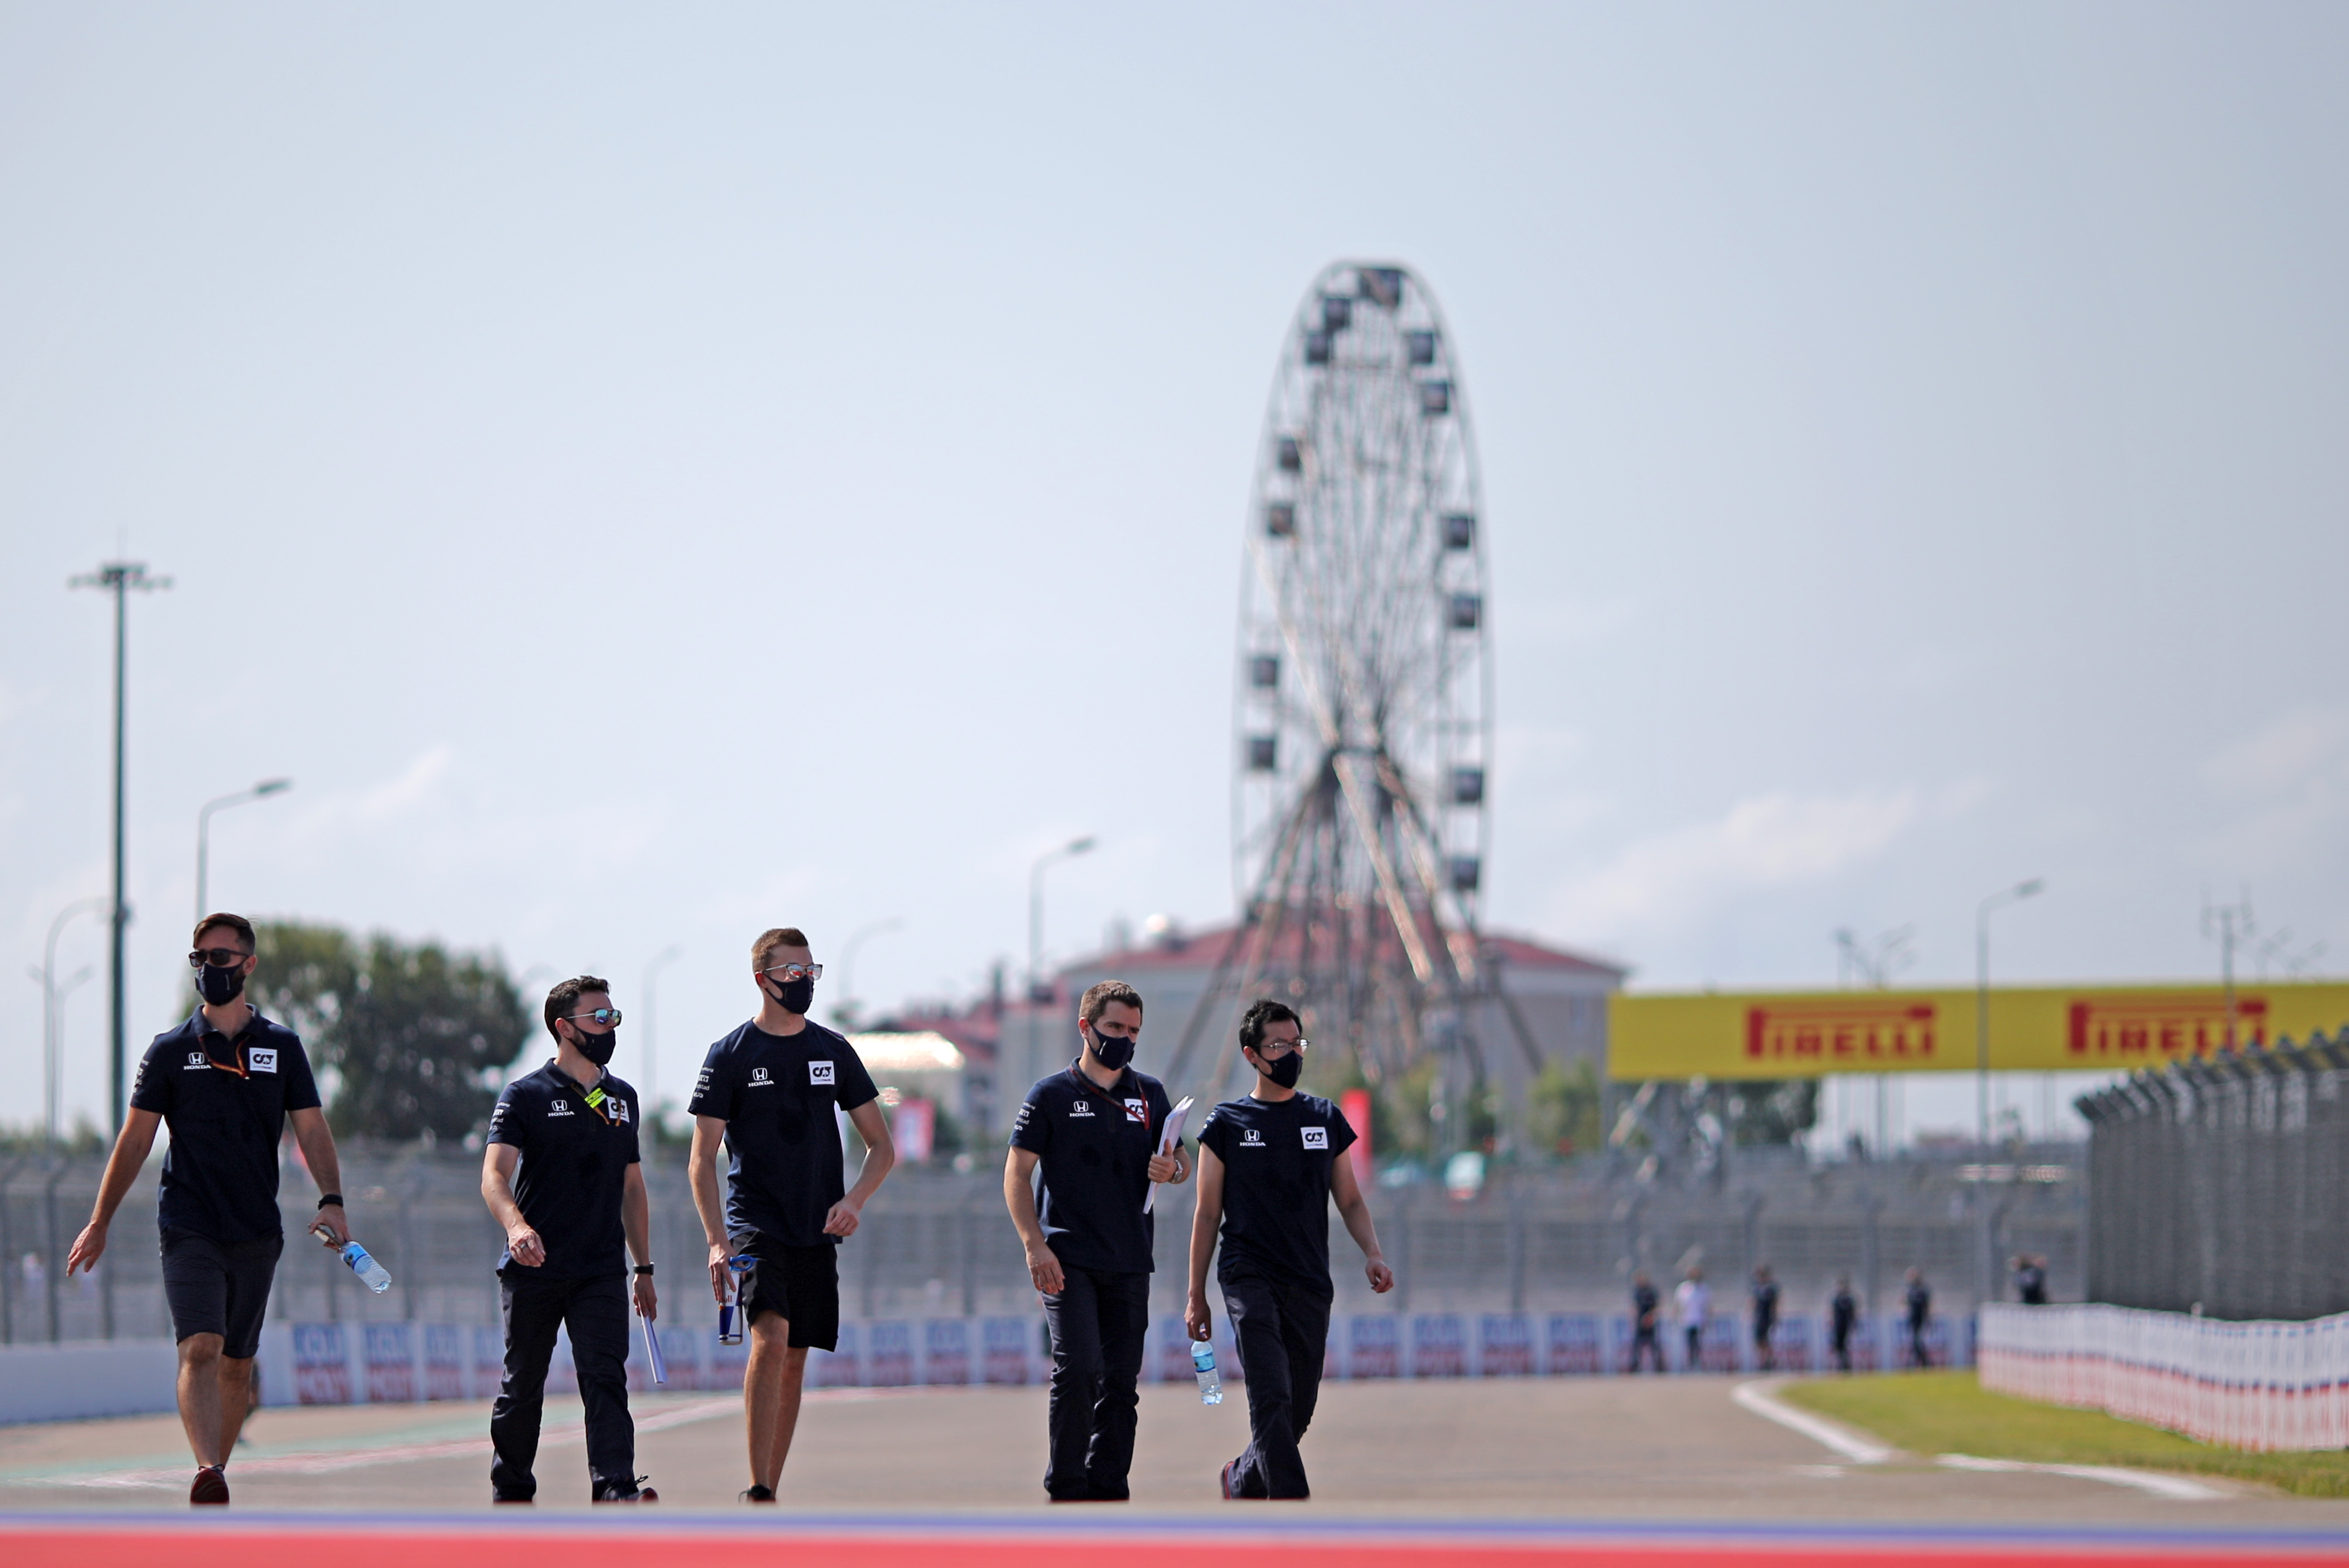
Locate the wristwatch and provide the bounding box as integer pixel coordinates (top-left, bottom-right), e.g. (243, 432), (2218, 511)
(634, 1264), (655, 1276)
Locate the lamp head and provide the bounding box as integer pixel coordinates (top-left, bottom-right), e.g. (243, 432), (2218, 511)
(255, 778), (293, 797)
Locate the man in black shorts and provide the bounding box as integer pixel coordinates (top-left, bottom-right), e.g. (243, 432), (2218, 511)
(689, 927), (896, 1504)
(481, 975), (659, 1503)
(1003, 979), (1188, 1502)
(66, 913), (349, 1507)
(1186, 999), (1391, 1500)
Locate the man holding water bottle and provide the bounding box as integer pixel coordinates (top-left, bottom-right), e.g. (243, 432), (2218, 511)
(1187, 999), (1393, 1500)
(66, 913), (349, 1508)
(689, 928), (897, 1505)
(481, 975), (659, 1504)
(1003, 980), (1189, 1503)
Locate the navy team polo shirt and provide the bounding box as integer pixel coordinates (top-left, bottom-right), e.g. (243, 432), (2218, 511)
(688, 1018), (878, 1249)
(1010, 1061), (1176, 1275)
(129, 1008), (322, 1244)
(487, 1060), (642, 1277)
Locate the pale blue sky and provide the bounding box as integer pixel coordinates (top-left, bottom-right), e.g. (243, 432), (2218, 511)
(4, 3), (2344, 1136)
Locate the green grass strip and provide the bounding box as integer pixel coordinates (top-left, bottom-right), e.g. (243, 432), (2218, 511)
(1780, 1369), (2349, 1499)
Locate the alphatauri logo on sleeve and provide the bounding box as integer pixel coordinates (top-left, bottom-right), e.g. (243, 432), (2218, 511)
(1302, 1126), (1328, 1150)
(249, 1048), (279, 1075)
(810, 1061), (835, 1086)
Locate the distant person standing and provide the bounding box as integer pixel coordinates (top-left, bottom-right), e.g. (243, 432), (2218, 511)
(689, 928), (897, 1504)
(65, 914), (349, 1507)
(1004, 980), (1188, 1502)
(1749, 1265), (1780, 1372)
(1675, 1268), (1711, 1372)
(1628, 1273), (1664, 1373)
(480, 976), (659, 1504)
(1186, 1000), (1394, 1500)
(1829, 1275), (1859, 1372)
(2012, 1254), (2050, 1306)
(1904, 1267), (1933, 1368)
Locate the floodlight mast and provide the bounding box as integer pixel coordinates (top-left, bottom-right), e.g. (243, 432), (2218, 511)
(70, 561), (171, 1131)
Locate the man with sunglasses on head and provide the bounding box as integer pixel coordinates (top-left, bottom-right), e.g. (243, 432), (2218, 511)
(1187, 999), (1392, 1501)
(480, 975), (658, 1504)
(66, 914), (347, 1507)
(689, 928), (896, 1504)
(1004, 979), (1189, 1503)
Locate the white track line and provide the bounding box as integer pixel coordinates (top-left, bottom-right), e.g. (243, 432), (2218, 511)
(1731, 1378), (1893, 1464)
(1934, 1452), (2223, 1501)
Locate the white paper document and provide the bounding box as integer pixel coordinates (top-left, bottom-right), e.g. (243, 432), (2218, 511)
(1143, 1096), (1193, 1213)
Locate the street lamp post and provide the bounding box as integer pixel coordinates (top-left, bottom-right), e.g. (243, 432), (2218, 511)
(36, 899), (111, 1145)
(1024, 836), (1096, 1114)
(197, 779), (294, 920)
(70, 561), (170, 1131)
(835, 917), (905, 1028)
(1975, 878), (2046, 1152)
(641, 946), (682, 1137)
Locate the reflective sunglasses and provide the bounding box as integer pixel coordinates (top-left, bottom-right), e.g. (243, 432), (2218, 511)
(188, 947), (250, 970)
(761, 964), (823, 984)
(564, 1008), (624, 1028)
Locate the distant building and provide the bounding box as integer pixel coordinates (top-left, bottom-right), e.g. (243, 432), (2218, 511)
(1024, 919), (1625, 1121)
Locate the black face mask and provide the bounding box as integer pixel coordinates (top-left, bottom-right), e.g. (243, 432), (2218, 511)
(573, 1027), (617, 1067)
(1087, 1028), (1135, 1073)
(767, 976), (816, 1016)
(196, 963), (248, 1007)
(1253, 1046), (1303, 1090)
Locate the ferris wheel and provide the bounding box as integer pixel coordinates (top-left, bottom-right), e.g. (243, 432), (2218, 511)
(1167, 262), (1497, 1095)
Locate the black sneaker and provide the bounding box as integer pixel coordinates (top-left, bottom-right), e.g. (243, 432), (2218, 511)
(742, 1484), (776, 1503)
(492, 1493), (533, 1505)
(190, 1466), (230, 1506)
(1219, 1460), (1239, 1500)
(593, 1476), (656, 1503)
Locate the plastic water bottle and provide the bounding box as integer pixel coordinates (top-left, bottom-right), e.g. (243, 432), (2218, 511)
(340, 1242), (393, 1295)
(1191, 1341), (1222, 1405)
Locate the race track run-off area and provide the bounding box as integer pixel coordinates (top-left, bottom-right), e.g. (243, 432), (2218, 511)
(4, 1380), (2348, 1565)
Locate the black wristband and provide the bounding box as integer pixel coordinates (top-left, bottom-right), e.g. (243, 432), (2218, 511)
(634, 1264), (654, 1276)
(317, 1193), (343, 1210)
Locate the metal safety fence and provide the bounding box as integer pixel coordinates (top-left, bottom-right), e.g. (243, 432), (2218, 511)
(2, 1140), (2081, 1348)
(2075, 1029), (2349, 1321)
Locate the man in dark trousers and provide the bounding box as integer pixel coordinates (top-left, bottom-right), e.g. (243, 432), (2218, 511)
(1186, 1000), (1393, 1500)
(2012, 1254), (2050, 1305)
(68, 914), (350, 1507)
(1003, 979), (1189, 1502)
(1749, 1264), (1780, 1372)
(1904, 1266), (1933, 1367)
(1628, 1272), (1664, 1373)
(690, 928), (897, 1504)
(1829, 1274), (1859, 1371)
(481, 975), (659, 1503)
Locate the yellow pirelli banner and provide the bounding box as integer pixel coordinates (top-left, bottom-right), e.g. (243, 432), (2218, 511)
(1607, 982), (2349, 1082)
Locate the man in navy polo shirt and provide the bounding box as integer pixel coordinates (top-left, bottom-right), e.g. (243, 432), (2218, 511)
(66, 913), (350, 1508)
(1003, 979), (1190, 1503)
(689, 926), (897, 1504)
(481, 974), (659, 1504)
(1187, 998), (1392, 1500)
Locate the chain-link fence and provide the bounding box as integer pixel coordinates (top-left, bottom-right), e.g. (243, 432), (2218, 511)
(2076, 1030), (2349, 1321)
(1, 1136), (2082, 1345)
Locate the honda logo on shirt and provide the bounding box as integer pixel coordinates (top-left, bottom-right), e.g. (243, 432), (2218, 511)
(1071, 1100), (1094, 1117)
(750, 1067), (772, 1086)
(249, 1048), (279, 1075)
(1302, 1127), (1328, 1149)
(549, 1101), (574, 1117)
(810, 1061), (835, 1086)
(1240, 1128), (1264, 1146)
(184, 1052), (208, 1070)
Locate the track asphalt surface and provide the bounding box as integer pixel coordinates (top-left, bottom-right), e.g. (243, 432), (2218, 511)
(2, 1377), (2345, 1563)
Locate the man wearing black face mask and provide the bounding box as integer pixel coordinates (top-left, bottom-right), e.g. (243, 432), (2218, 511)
(1187, 999), (1393, 1500)
(1004, 979), (1188, 1502)
(689, 927), (895, 1503)
(480, 975), (658, 1503)
(68, 913), (345, 1507)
